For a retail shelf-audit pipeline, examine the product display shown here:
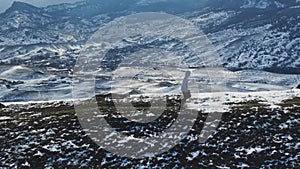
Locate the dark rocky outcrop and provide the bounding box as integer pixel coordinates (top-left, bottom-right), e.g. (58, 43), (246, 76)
(296, 84), (300, 89)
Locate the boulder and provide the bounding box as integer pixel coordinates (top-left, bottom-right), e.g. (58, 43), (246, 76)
(297, 84), (300, 89)
(0, 103), (5, 108)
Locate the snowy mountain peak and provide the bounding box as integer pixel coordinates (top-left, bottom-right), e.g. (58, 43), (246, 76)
(7, 1), (41, 13)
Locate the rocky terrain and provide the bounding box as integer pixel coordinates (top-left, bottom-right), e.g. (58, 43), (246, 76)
(0, 92), (300, 168)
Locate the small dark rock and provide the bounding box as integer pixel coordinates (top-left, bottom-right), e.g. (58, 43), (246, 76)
(296, 84), (300, 89)
(158, 82), (175, 87)
(129, 89), (142, 95)
(0, 103), (5, 108)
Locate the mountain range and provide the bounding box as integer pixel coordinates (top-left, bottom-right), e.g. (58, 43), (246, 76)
(0, 0), (299, 101)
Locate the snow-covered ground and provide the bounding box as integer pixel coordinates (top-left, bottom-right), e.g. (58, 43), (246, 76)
(1, 64), (299, 103)
(187, 89), (300, 113)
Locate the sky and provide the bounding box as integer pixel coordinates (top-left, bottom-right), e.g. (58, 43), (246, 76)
(0, 0), (81, 13)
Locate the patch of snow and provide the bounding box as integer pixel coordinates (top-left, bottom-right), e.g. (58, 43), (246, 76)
(186, 150), (200, 161)
(0, 116), (12, 120)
